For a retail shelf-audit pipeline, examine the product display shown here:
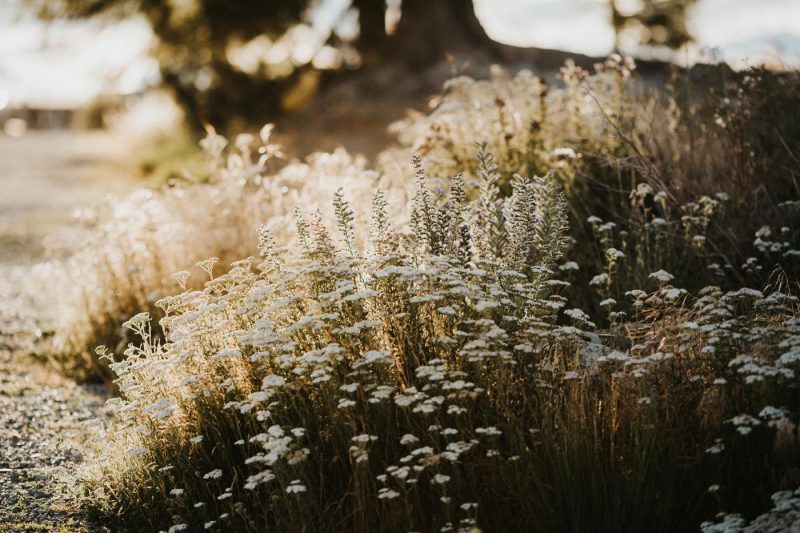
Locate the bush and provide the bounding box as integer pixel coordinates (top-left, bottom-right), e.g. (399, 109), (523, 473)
(38, 55), (799, 532)
(47, 127), (401, 381)
(78, 147), (800, 532)
(384, 57), (800, 298)
(47, 58), (800, 382)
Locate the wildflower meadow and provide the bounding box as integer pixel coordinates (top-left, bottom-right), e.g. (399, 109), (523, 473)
(21, 56), (800, 532)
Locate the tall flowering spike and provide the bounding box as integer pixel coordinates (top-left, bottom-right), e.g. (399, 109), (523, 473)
(369, 189), (396, 256)
(410, 155), (441, 255)
(531, 171), (569, 270)
(456, 219), (473, 267)
(508, 174), (538, 268)
(310, 209), (336, 259)
(257, 225), (275, 258)
(475, 139), (498, 180)
(333, 188), (357, 256)
(450, 172), (468, 211)
(473, 141), (507, 262)
(257, 225), (283, 270)
(449, 173), (472, 266)
(436, 200), (452, 252)
(294, 207), (312, 253)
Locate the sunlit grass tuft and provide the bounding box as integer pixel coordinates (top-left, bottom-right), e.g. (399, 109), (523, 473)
(38, 55), (800, 532)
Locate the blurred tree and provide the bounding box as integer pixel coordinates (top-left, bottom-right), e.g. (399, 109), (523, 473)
(31, 0), (692, 131)
(31, 0), (491, 131)
(610, 0), (698, 50)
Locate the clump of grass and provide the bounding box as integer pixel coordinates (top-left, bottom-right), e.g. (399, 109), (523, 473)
(47, 127), (399, 381)
(79, 154), (568, 531)
(76, 144), (800, 532)
(384, 57), (800, 296)
(47, 57), (800, 383)
(38, 54), (800, 531)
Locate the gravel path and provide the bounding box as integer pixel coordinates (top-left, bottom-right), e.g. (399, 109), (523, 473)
(0, 131), (137, 532)
(0, 266), (109, 533)
(0, 357), (107, 532)
(0, 131), (137, 264)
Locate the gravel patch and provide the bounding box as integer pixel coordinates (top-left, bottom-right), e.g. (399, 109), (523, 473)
(0, 267), (109, 533)
(0, 131), (139, 531)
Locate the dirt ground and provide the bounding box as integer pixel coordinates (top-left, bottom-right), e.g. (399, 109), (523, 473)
(0, 130), (138, 532)
(0, 131), (138, 265)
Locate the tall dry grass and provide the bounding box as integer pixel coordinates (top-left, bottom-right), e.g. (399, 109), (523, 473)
(48, 128), (404, 380)
(36, 55), (800, 532)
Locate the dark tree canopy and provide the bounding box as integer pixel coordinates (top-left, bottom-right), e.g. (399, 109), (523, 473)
(31, 0), (495, 131)
(31, 0), (697, 132)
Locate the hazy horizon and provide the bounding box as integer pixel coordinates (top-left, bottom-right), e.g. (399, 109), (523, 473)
(1, 0), (798, 108)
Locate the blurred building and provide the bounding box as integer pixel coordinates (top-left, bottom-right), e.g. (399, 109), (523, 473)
(1, 105), (74, 129)
(0, 92), (144, 134)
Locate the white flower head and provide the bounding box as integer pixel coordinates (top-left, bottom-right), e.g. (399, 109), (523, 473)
(648, 270), (674, 284)
(204, 469), (224, 480)
(286, 480), (307, 494)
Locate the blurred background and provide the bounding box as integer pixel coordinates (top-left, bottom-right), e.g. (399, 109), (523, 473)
(0, 0), (798, 264)
(2, 0), (798, 137)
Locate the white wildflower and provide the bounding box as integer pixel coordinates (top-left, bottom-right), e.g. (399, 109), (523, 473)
(129, 447), (148, 458)
(400, 434), (420, 445)
(553, 146), (576, 159)
(564, 308), (593, 326)
(706, 440), (725, 454)
(286, 480), (306, 494)
(203, 469), (223, 480)
(261, 374), (286, 389)
(339, 383), (359, 393)
(214, 348), (241, 360)
(378, 488), (401, 500)
(648, 270), (674, 284)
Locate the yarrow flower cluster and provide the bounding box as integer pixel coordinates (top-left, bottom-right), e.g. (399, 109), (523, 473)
(76, 59), (800, 533)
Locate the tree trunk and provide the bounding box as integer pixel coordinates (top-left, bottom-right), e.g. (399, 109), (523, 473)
(390, 0), (494, 66)
(353, 0), (387, 66)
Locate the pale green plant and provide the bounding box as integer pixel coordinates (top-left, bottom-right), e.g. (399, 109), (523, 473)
(77, 147), (800, 532)
(37, 56), (800, 532)
(47, 129), (402, 380)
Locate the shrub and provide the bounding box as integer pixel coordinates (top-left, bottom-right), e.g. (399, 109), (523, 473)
(383, 57), (800, 298)
(47, 128), (400, 381)
(78, 151), (800, 532)
(46, 57), (800, 382)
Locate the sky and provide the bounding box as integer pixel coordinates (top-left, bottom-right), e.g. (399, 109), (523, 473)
(0, 0), (798, 108)
(475, 0), (800, 67)
(0, 3), (155, 107)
